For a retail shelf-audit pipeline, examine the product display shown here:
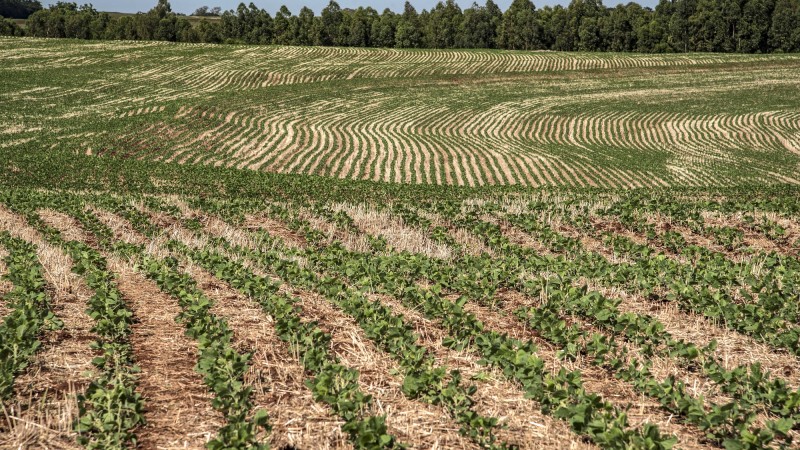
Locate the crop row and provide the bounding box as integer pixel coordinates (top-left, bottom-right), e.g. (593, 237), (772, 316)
(0, 230), (61, 400)
(0, 191), (145, 449)
(394, 200), (800, 437)
(2, 191), (275, 449)
(187, 194), (800, 448)
(176, 196), (682, 449)
(2, 186), (799, 449)
(507, 208), (800, 358)
(100, 190), (518, 448)
(6, 38), (800, 192)
(310, 206), (793, 448)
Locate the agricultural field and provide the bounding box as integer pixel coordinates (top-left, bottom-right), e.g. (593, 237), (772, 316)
(2, 37), (800, 450)
(2, 37), (800, 188)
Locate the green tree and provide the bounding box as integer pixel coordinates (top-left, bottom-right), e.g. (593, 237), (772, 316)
(543, 5), (573, 50)
(105, 14), (137, 39)
(689, 0), (730, 51)
(320, 0), (344, 45)
(663, 0), (689, 51)
(154, 16), (178, 41)
(425, 0), (462, 48)
(578, 15), (604, 50)
(567, 0), (607, 51)
(0, 16), (24, 35)
(223, 3), (272, 44)
(0, 0), (42, 19)
(459, 1), (501, 48)
(769, 0), (800, 51)
(175, 16), (196, 42)
(296, 6), (314, 45)
(500, 0), (542, 50)
(605, 3), (648, 52)
(273, 5), (293, 45)
(737, 0), (774, 52)
(371, 8), (397, 47)
(395, 1), (422, 47)
(347, 7), (378, 47)
(196, 18), (223, 43)
(152, 0), (171, 19)
(26, 3), (108, 39)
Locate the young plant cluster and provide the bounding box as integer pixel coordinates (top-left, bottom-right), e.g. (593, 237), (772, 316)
(0, 231), (61, 399)
(2, 184), (800, 450)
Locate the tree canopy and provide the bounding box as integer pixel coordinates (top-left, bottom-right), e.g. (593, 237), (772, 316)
(4, 0), (799, 53)
(0, 0), (41, 19)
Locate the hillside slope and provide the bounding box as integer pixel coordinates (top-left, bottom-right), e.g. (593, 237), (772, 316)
(2, 37), (800, 188)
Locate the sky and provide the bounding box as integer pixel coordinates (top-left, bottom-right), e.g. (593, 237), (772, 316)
(43, 0), (659, 15)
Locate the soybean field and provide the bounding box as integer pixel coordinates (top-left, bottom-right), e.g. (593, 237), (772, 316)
(2, 37), (800, 450)
(2, 38), (800, 188)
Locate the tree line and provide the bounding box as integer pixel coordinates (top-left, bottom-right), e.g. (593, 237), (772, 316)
(0, 0), (40, 19)
(1, 0), (799, 53)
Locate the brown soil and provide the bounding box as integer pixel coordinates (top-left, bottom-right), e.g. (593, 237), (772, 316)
(702, 211), (794, 257)
(495, 214), (800, 394)
(334, 204), (454, 259)
(37, 207), (225, 449)
(294, 207), (372, 253)
(243, 213), (307, 248)
(0, 206), (98, 449)
(99, 201), (475, 448)
(275, 284), (478, 449)
(90, 195), (800, 448)
(88, 207), (150, 247)
(603, 283), (800, 388)
(108, 257), (225, 449)
(374, 293), (597, 449)
(461, 294), (711, 449)
(187, 265), (352, 450)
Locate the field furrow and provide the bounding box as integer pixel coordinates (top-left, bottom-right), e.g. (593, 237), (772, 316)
(187, 201), (688, 448)
(108, 257), (225, 449)
(40, 208), (225, 449)
(373, 294), (597, 449)
(0, 207), (96, 450)
(187, 267), (353, 450)
(0, 248), (10, 320)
